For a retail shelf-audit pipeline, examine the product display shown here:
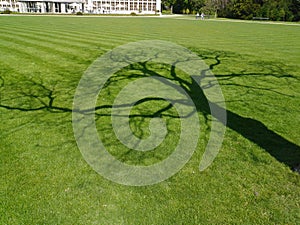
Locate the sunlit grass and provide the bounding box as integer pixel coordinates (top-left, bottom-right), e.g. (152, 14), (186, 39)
(0, 16), (299, 224)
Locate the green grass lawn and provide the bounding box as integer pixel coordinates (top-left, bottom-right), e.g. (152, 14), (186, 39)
(1, 15), (300, 224)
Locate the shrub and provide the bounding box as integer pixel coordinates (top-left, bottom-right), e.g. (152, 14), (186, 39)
(3, 9), (11, 14)
(76, 11), (83, 16)
(130, 12), (137, 16)
(162, 10), (172, 15)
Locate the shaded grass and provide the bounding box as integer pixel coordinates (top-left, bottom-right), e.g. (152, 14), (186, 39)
(0, 16), (299, 224)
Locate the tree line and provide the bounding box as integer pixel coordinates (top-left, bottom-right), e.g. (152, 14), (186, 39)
(162, 0), (300, 21)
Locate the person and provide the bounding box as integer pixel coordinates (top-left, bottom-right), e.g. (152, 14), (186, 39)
(196, 13), (199, 19)
(201, 12), (205, 20)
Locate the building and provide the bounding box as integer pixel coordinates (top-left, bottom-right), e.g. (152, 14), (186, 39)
(17, 0), (84, 13)
(86, 0), (161, 14)
(3, 0), (161, 14)
(0, 0), (20, 12)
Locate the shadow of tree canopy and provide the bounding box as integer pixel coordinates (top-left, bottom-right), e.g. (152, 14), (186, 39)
(1, 49), (299, 172)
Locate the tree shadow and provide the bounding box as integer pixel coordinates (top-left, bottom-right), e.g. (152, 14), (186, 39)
(1, 49), (299, 172)
(130, 59), (300, 171)
(188, 49), (300, 170)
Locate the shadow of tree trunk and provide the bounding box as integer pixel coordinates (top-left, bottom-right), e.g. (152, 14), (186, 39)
(1, 51), (299, 172)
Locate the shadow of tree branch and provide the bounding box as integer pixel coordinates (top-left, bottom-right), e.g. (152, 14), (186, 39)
(1, 50), (299, 172)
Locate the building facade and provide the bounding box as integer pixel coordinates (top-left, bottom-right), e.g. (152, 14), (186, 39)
(17, 0), (84, 13)
(86, 0), (160, 14)
(0, 0), (19, 12)
(1, 0), (161, 14)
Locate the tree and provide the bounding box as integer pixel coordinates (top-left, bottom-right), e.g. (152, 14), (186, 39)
(258, 0), (294, 21)
(201, 0), (230, 17)
(225, 0), (261, 19)
(162, 0), (299, 21)
(290, 0), (300, 21)
(162, 0), (205, 14)
(191, 0), (205, 12)
(162, 0), (177, 13)
(201, 0), (218, 15)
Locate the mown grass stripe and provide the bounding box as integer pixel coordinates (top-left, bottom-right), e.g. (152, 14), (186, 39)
(0, 32), (98, 62)
(0, 25), (111, 49)
(0, 24), (140, 52)
(0, 18), (179, 46)
(0, 42), (85, 78)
